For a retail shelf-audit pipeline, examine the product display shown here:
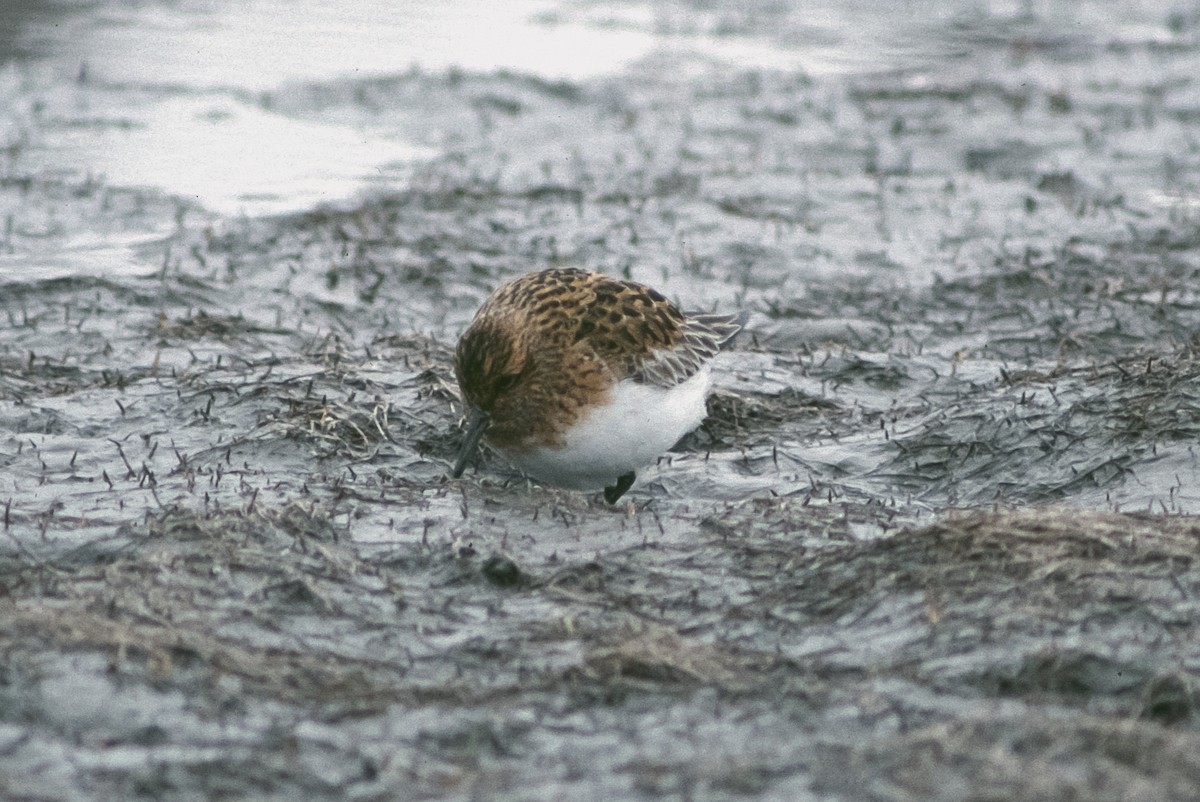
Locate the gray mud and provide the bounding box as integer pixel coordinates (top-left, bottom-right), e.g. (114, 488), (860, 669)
(3, 1), (1200, 800)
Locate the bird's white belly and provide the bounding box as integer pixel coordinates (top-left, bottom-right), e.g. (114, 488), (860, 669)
(503, 366), (712, 491)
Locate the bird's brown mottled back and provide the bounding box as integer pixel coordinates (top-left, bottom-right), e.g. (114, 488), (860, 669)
(489, 268), (684, 360)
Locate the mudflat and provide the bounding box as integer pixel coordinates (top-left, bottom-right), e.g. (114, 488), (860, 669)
(2, 2), (1199, 800)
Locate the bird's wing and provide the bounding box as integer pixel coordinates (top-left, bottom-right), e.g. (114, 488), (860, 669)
(627, 311), (747, 388)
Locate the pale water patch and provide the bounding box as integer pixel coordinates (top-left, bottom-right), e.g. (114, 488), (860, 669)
(28, 0), (660, 89)
(39, 94), (434, 218)
(0, 235), (165, 284)
(560, 0), (980, 77)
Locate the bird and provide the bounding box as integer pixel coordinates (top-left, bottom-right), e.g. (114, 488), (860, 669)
(451, 268), (745, 503)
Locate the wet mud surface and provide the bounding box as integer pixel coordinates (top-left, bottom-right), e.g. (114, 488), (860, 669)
(3, 1), (1200, 799)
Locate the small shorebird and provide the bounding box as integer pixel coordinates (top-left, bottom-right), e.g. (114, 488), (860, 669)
(451, 268), (744, 503)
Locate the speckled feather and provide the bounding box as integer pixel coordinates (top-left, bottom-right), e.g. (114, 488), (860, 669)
(453, 268), (744, 492)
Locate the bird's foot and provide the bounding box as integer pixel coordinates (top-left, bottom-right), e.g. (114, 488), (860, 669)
(603, 471), (636, 504)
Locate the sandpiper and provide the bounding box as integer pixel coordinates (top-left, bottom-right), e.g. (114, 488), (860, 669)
(452, 268), (744, 503)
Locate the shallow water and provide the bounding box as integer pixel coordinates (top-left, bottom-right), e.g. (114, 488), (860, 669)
(3, 1), (1200, 800)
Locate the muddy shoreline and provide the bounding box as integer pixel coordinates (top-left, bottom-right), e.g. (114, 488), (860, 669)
(3, 1), (1200, 799)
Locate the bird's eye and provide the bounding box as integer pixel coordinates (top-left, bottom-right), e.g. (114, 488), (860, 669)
(494, 373), (520, 394)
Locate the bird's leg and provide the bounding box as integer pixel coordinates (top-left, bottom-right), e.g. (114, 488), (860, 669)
(604, 471), (636, 504)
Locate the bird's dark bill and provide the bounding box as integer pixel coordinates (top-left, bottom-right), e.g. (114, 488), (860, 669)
(451, 407), (490, 478)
